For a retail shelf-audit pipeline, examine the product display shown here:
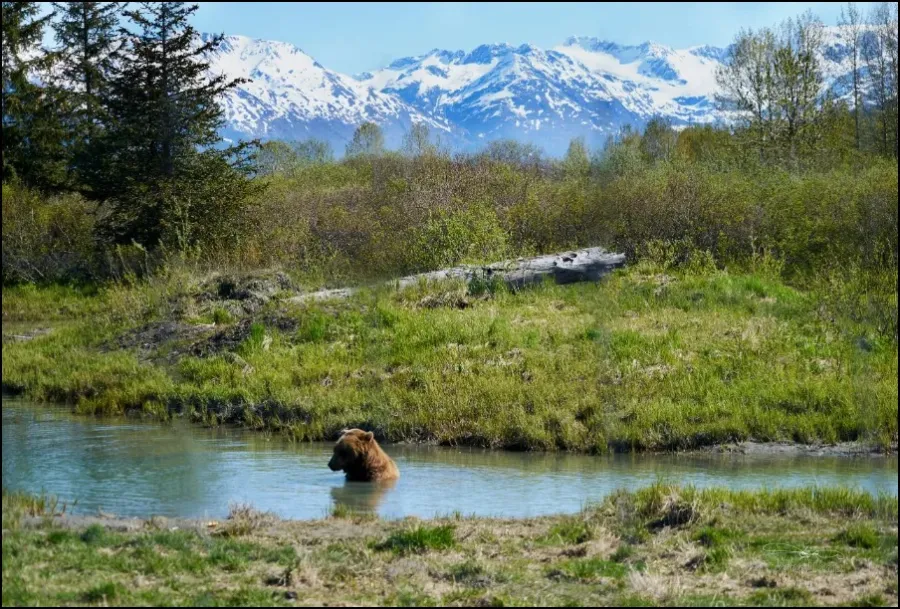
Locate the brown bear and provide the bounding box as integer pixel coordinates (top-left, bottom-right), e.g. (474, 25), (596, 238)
(328, 429), (399, 482)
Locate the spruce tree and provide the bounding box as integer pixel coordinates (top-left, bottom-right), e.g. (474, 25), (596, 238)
(99, 2), (257, 250)
(2, 2), (68, 189)
(51, 2), (123, 153)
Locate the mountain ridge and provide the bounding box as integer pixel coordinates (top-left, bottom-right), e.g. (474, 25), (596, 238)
(207, 29), (860, 155)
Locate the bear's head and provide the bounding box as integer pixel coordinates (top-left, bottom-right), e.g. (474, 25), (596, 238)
(328, 429), (375, 472)
(328, 428), (399, 481)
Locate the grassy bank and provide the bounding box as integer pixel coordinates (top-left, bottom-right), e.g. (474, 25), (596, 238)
(2, 257), (897, 452)
(3, 485), (897, 606)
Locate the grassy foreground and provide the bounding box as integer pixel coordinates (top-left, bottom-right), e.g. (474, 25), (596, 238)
(3, 485), (897, 607)
(2, 260), (897, 452)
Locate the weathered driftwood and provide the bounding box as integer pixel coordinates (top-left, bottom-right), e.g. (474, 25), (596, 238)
(291, 247), (625, 303)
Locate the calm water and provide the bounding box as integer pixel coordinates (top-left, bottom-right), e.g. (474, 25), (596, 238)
(3, 396), (897, 520)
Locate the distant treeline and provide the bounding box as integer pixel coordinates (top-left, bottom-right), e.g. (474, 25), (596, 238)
(1, 2), (898, 285)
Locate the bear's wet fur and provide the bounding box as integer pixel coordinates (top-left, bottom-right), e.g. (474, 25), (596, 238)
(328, 429), (399, 482)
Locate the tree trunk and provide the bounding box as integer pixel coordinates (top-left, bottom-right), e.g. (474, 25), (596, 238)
(291, 247), (626, 303)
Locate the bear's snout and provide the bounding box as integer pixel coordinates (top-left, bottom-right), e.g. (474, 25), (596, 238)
(328, 456), (342, 471)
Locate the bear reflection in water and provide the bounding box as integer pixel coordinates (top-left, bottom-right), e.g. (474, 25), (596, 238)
(330, 479), (397, 514)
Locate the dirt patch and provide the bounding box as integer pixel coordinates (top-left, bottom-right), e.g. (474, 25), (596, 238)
(189, 313), (300, 357)
(190, 318), (256, 357)
(195, 271), (296, 317)
(109, 321), (216, 358)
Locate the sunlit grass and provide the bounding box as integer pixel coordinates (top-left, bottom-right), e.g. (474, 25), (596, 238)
(3, 264), (897, 452)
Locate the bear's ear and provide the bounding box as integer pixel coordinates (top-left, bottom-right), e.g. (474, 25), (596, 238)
(363, 431), (374, 442)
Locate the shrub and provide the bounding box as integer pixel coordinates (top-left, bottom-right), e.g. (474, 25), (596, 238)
(2, 182), (97, 283)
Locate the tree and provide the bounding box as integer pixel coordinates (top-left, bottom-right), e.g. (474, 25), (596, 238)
(293, 138), (333, 165)
(716, 27), (777, 160)
(717, 12), (825, 166)
(771, 12), (824, 164)
(1, 2), (68, 189)
(345, 121), (384, 157)
(591, 126), (644, 181)
(561, 136), (590, 178)
(863, 2), (898, 157)
(254, 140), (298, 177)
(98, 2), (257, 249)
(482, 139), (542, 167)
(51, 2), (123, 144)
(839, 2), (864, 150)
(674, 124), (738, 168)
(640, 117), (678, 163)
(402, 122), (437, 157)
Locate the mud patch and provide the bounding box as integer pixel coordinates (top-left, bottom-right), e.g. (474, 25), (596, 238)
(699, 441), (897, 457)
(109, 321), (215, 358)
(195, 271), (296, 317)
(190, 318), (257, 357)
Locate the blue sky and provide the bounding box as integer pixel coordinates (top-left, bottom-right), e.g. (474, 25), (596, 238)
(187, 2), (877, 74)
(39, 2), (878, 74)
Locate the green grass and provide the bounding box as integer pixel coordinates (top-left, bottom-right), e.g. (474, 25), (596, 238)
(80, 582), (122, 604)
(692, 526), (743, 548)
(540, 518), (594, 545)
(747, 586), (815, 606)
(627, 483), (899, 523)
(2, 487), (897, 607)
(2, 264), (898, 452)
(549, 558), (629, 581)
(374, 525), (456, 555)
(834, 523), (880, 549)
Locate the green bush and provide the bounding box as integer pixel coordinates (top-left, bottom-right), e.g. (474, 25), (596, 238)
(3, 145), (898, 286)
(2, 182), (97, 283)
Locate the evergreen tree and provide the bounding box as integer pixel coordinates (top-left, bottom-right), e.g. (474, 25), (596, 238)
(2, 2), (68, 189)
(98, 2), (257, 249)
(51, 2), (123, 148)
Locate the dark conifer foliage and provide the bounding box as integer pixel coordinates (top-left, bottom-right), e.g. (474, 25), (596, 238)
(96, 2), (258, 248)
(51, 1), (124, 186)
(2, 2), (68, 189)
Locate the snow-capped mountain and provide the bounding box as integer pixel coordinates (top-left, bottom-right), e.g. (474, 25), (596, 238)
(204, 34), (450, 148)
(209, 28), (864, 156)
(357, 39), (723, 153)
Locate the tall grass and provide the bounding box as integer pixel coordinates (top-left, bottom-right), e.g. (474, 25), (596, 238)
(3, 264), (897, 451)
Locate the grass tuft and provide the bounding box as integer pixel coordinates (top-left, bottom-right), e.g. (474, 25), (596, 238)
(374, 525), (456, 555)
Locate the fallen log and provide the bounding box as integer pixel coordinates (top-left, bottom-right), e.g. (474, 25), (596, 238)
(291, 246), (625, 303)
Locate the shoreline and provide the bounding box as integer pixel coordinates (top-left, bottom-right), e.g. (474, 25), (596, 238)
(4, 485), (897, 607)
(3, 389), (898, 459)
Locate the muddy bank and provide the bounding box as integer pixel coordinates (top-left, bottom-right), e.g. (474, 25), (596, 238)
(695, 440), (899, 457)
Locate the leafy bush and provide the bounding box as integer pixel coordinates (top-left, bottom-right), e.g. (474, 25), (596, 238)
(2, 182), (97, 283)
